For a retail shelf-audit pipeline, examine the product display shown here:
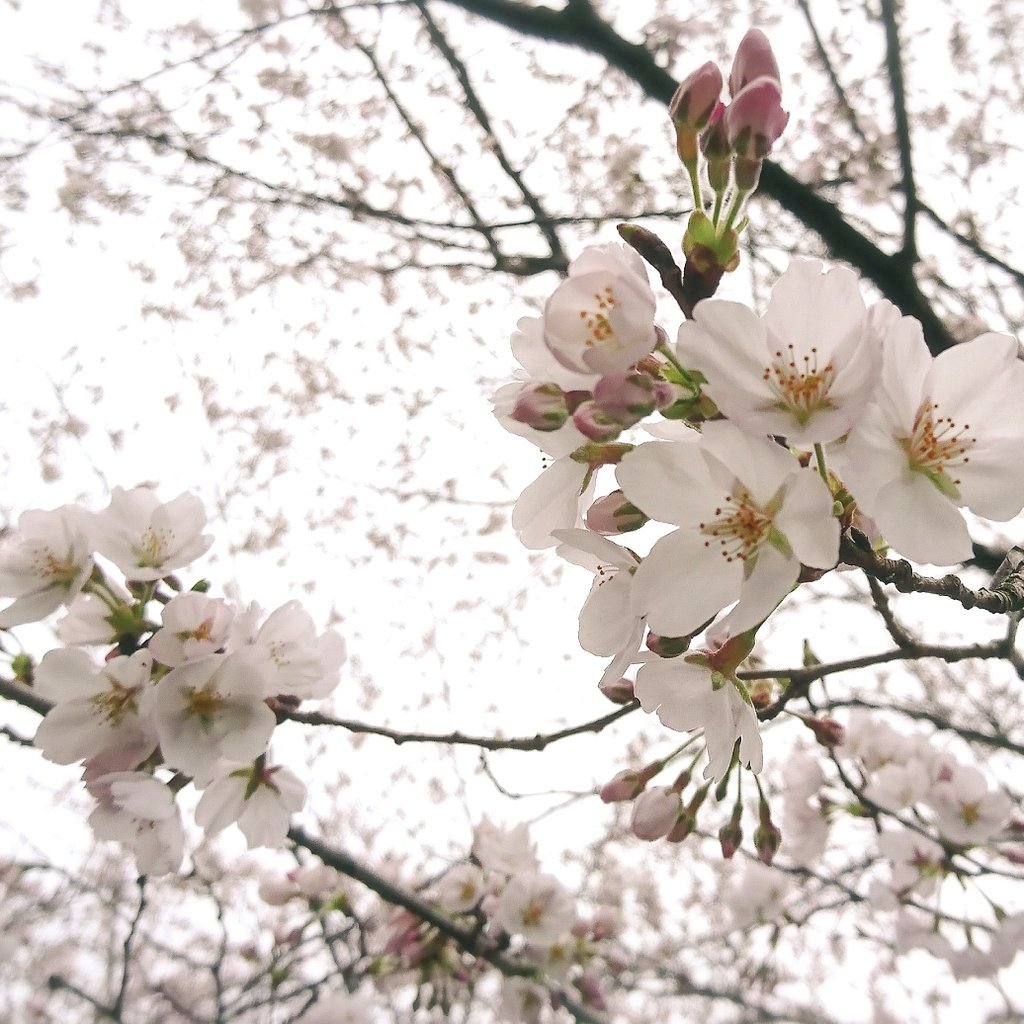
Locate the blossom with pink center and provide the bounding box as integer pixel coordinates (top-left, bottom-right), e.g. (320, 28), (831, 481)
(543, 244), (658, 376)
(0, 505), (94, 628)
(149, 592), (235, 666)
(195, 758), (306, 848)
(146, 652), (276, 776)
(876, 829), (945, 903)
(92, 487), (213, 581)
(676, 260), (880, 446)
(831, 321), (1024, 564)
(34, 648), (157, 766)
(616, 421), (838, 637)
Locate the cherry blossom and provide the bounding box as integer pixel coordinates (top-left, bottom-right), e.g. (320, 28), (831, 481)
(230, 600), (346, 700)
(543, 243), (658, 376)
(195, 758), (307, 848)
(148, 591), (235, 666)
(57, 585), (131, 646)
(492, 871), (576, 947)
(471, 819), (539, 877)
(926, 765), (1012, 846)
(434, 864), (486, 914)
(616, 421), (838, 637)
(675, 260), (880, 445)
(147, 652), (276, 776)
(91, 486), (213, 581)
(0, 505), (94, 628)
(832, 321), (1024, 564)
(34, 648), (157, 766)
(88, 772), (185, 876)
(633, 641), (763, 782)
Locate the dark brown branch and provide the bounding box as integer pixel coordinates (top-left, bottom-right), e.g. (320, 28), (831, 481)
(286, 701), (637, 750)
(879, 0), (918, 263)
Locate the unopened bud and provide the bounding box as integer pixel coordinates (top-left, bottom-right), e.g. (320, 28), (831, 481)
(576, 969), (607, 1010)
(754, 820), (782, 865)
(728, 28), (781, 97)
(700, 109), (731, 193)
(726, 77), (789, 164)
(598, 674), (635, 704)
(572, 401), (622, 442)
(718, 818), (743, 859)
(804, 716), (845, 749)
(665, 813), (694, 843)
(593, 371), (659, 426)
(630, 786), (680, 841)
(586, 490), (648, 535)
(510, 381), (569, 431)
(670, 61), (724, 132)
(600, 769), (645, 804)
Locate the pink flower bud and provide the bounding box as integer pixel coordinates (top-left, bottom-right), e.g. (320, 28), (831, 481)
(669, 60), (724, 131)
(804, 716), (845, 749)
(510, 382), (569, 431)
(754, 820), (782, 865)
(591, 905), (619, 940)
(572, 401), (622, 442)
(726, 77), (789, 162)
(728, 28), (781, 97)
(576, 969), (607, 1010)
(666, 814), (695, 843)
(719, 818), (743, 859)
(593, 371), (659, 426)
(586, 490), (648, 535)
(598, 674), (635, 704)
(630, 786), (680, 841)
(600, 769), (644, 803)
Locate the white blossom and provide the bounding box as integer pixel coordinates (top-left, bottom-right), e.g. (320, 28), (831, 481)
(0, 505), (94, 628)
(492, 871), (576, 947)
(148, 592), (234, 666)
(92, 487), (213, 581)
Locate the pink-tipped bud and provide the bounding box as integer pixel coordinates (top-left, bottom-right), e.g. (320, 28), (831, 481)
(718, 818), (743, 859)
(804, 716), (845, 749)
(600, 769), (645, 804)
(593, 371), (659, 426)
(572, 400), (622, 442)
(670, 60), (724, 132)
(586, 490), (648, 535)
(666, 813), (694, 844)
(598, 674), (636, 704)
(726, 77), (789, 164)
(576, 969), (607, 1011)
(630, 786), (680, 841)
(754, 820), (782, 865)
(728, 28), (781, 97)
(510, 381), (570, 431)
(591, 905), (619, 940)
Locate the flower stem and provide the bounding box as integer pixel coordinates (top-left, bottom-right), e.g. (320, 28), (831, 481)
(813, 443), (830, 488)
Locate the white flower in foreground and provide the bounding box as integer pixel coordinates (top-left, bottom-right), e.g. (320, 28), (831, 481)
(511, 454), (595, 549)
(0, 505), (94, 628)
(88, 772), (184, 875)
(148, 592), (234, 666)
(195, 759), (306, 848)
(493, 871), (576, 947)
(832, 321), (1024, 564)
(92, 487), (213, 581)
(617, 421), (838, 637)
(634, 633), (763, 782)
(472, 819), (539, 877)
(676, 259), (881, 445)
(34, 649), (157, 766)
(148, 652), (275, 776)
(544, 243), (658, 375)
(230, 600), (346, 700)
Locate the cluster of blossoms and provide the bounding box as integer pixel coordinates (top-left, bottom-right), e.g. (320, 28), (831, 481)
(255, 820), (618, 1021)
(0, 486), (345, 874)
(495, 29), (1024, 792)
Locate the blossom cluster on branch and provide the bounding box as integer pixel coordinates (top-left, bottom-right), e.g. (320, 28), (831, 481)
(0, 486), (345, 873)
